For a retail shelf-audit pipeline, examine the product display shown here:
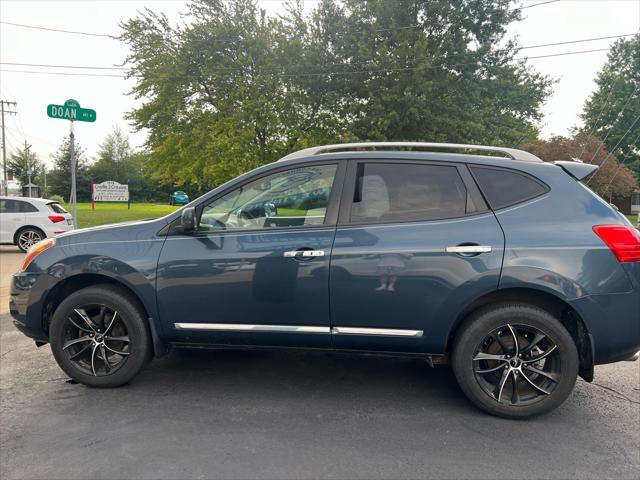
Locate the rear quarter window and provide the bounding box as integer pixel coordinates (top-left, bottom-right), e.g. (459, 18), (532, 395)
(470, 166), (549, 210)
(48, 203), (67, 214)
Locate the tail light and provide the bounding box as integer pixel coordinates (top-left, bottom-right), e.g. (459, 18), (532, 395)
(593, 225), (640, 263)
(48, 215), (65, 223)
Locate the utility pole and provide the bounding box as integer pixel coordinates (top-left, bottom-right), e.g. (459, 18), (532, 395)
(1, 100), (18, 195)
(69, 122), (77, 227)
(24, 140), (32, 197)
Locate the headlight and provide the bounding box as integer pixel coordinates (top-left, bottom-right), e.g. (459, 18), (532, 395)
(20, 238), (56, 272)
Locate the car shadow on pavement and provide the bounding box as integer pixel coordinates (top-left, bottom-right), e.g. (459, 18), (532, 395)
(133, 347), (471, 412)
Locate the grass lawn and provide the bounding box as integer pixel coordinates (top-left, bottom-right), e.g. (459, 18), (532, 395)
(65, 202), (180, 228)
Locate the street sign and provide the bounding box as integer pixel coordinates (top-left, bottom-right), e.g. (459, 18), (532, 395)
(93, 181), (129, 202)
(47, 99), (96, 123)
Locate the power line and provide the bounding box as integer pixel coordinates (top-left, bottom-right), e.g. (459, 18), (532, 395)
(5, 126), (59, 147)
(0, 21), (116, 38)
(519, 33), (636, 50)
(1, 33), (632, 73)
(587, 113), (640, 185)
(0, 46), (615, 79)
(603, 132), (640, 196)
(586, 84), (639, 164)
(521, 0), (560, 9)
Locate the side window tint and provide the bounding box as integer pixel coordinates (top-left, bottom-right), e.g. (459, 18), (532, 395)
(0, 200), (19, 213)
(350, 163), (470, 223)
(470, 166), (548, 210)
(199, 164), (337, 231)
(18, 201), (38, 213)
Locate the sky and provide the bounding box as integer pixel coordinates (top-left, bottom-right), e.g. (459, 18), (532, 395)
(0, 0), (639, 172)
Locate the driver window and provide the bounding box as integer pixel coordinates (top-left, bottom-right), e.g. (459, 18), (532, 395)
(199, 164), (338, 231)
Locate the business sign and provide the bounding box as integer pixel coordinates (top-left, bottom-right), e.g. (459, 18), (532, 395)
(93, 181), (129, 202)
(47, 99), (96, 122)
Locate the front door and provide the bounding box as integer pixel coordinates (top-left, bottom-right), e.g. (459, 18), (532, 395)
(329, 160), (505, 353)
(156, 162), (344, 348)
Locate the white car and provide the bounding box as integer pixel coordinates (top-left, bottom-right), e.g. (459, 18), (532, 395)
(0, 196), (74, 252)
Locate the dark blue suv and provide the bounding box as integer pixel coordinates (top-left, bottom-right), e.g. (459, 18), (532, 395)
(10, 143), (640, 418)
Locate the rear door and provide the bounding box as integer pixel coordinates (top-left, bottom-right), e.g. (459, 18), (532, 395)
(0, 199), (26, 243)
(329, 160), (505, 354)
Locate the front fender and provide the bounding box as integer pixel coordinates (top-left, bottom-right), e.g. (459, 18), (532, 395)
(23, 238), (166, 345)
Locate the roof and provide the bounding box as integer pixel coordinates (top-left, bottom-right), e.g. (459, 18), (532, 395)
(0, 195), (55, 203)
(278, 142), (543, 163)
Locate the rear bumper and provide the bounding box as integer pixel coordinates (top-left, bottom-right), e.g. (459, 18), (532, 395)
(570, 290), (640, 365)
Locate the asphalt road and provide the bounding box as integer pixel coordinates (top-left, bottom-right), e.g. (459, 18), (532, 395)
(1, 247), (639, 480)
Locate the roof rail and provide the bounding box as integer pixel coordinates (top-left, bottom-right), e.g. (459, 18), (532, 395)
(278, 142), (543, 163)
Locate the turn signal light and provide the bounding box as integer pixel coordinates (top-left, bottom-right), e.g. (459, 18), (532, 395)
(20, 238), (56, 272)
(593, 225), (640, 263)
(48, 215), (66, 223)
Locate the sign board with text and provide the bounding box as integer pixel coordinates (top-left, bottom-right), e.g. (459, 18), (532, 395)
(93, 181), (129, 202)
(47, 99), (96, 123)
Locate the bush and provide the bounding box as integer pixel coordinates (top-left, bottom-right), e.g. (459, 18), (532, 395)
(48, 194), (65, 203)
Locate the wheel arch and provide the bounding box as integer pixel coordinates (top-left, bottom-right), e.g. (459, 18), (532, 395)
(447, 287), (594, 382)
(13, 225), (46, 244)
(41, 273), (167, 358)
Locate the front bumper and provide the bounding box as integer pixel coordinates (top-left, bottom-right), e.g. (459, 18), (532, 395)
(9, 271), (51, 342)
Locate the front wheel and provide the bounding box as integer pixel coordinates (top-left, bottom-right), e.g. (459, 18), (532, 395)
(452, 303), (579, 419)
(50, 285), (152, 387)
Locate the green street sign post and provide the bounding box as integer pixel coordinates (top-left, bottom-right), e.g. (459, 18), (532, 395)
(46, 99), (97, 228)
(47, 99), (96, 123)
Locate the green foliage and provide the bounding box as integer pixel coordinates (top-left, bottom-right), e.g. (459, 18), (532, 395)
(580, 34), (640, 181)
(47, 136), (91, 202)
(49, 194), (64, 204)
(121, 0), (551, 188)
(88, 126), (173, 202)
(7, 146), (44, 187)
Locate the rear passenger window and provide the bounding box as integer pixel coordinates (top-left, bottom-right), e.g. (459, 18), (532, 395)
(470, 166), (548, 210)
(18, 201), (38, 213)
(350, 163), (472, 223)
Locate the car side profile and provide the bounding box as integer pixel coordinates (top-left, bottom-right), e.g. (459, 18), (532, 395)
(169, 190), (190, 205)
(0, 196), (74, 252)
(10, 142), (640, 418)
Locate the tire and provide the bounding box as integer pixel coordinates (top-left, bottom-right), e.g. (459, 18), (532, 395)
(452, 303), (579, 419)
(15, 227), (45, 252)
(50, 285), (152, 387)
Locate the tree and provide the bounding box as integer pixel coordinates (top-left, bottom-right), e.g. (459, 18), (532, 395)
(7, 146), (44, 187)
(580, 34), (640, 180)
(525, 135), (637, 200)
(90, 125), (133, 184)
(121, 0), (551, 189)
(47, 136), (91, 202)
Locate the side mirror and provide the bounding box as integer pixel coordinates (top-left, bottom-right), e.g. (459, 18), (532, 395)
(181, 207), (196, 233)
(264, 202), (277, 218)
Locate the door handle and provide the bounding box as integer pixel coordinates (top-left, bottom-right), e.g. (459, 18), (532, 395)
(283, 250), (325, 258)
(445, 245), (492, 254)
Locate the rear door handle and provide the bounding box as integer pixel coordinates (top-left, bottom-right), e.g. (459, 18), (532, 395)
(284, 250), (325, 258)
(445, 246), (492, 254)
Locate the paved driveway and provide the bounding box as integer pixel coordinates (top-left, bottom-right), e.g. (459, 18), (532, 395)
(0, 247), (638, 479)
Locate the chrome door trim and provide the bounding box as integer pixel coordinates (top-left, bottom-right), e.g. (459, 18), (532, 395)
(331, 327), (423, 337)
(445, 245), (492, 254)
(283, 250), (325, 258)
(174, 323), (330, 334)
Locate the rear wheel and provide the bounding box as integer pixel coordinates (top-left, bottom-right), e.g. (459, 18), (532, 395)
(50, 285), (152, 387)
(16, 227), (44, 252)
(452, 303), (579, 418)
